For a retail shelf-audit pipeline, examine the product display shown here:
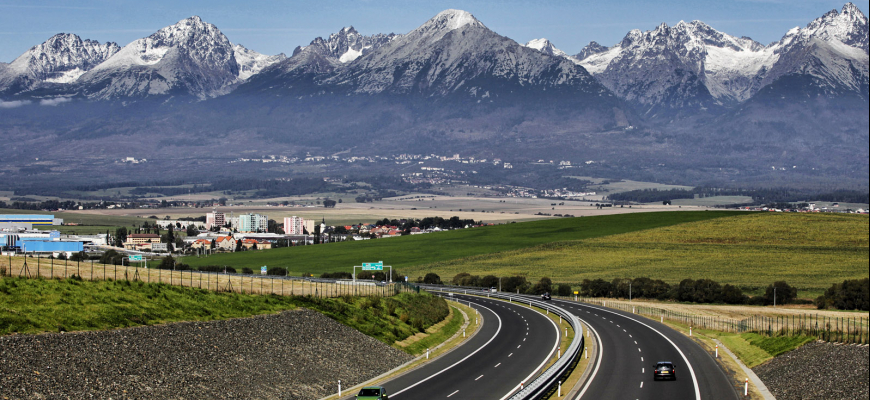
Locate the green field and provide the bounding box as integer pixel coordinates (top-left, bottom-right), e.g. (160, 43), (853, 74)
(412, 213), (868, 297)
(182, 211), (737, 275)
(181, 211), (868, 298)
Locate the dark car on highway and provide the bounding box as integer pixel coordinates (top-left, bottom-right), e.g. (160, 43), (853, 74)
(356, 386), (389, 400)
(653, 361), (676, 380)
(541, 292), (551, 301)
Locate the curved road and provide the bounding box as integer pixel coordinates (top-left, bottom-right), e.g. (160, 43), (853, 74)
(341, 292), (560, 400)
(543, 296), (738, 400)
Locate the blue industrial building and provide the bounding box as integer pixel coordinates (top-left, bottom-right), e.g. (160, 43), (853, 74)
(0, 214), (57, 226)
(17, 240), (83, 253)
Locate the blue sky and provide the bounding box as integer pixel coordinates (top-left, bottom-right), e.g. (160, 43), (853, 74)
(1, 0), (867, 62)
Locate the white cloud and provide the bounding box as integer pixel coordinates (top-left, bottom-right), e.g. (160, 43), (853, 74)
(39, 97), (72, 106)
(0, 100), (31, 108)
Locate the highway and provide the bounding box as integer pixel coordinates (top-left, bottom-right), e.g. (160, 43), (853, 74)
(341, 292), (561, 400)
(339, 289), (737, 400)
(545, 296), (739, 400)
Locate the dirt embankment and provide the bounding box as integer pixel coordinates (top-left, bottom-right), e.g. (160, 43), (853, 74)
(753, 342), (869, 400)
(0, 309), (412, 399)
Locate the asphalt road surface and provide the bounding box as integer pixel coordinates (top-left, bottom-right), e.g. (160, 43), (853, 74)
(342, 292), (560, 400)
(545, 296), (739, 400)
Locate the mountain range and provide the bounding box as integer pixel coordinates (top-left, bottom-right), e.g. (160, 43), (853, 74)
(0, 5), (867, 189)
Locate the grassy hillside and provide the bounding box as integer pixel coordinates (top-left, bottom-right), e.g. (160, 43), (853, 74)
(0, 277), (447, 348)
(182, 211), (738, 275)
(411, 213), (868, 297)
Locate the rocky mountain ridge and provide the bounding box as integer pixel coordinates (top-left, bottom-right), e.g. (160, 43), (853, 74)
(571, 3), (868, 113)
(0, 5), (866, 187)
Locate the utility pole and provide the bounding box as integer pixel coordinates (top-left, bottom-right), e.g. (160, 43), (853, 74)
(773, 287), (777, 308)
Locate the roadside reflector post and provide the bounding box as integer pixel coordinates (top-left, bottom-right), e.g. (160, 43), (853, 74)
(558, 347), (561, 359)
(558, 381), (562, 397)
(565, 327), (568, 336)
(338, 380), (341, 397)
(744, 378), (748, 396)
(559, 316), (562, 324)
(521, 382), (524, 389)
(715, 344), (719, 358)
(690, 326), (693, 336)
(585, 346), (588, 359)
(463, 328), (466, 338)
(427, 348), (430, 359)
(604, 301), (606, 307)
(661, 314), (663, 323)
(633, 306), (635, 313)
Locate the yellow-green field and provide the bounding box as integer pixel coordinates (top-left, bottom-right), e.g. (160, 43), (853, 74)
(407, 213), (868, 297)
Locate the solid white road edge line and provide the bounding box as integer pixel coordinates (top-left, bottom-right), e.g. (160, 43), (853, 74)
(390, 302), (502, 398)
(573, 318), (603, 399)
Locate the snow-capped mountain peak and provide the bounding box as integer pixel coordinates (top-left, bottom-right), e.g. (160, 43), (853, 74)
(290, 25), (399, 64)
(92, 16), (235, 72)
(524, 38), (570, 58)
(0, 33), (119, 89)
(78, 16), (241, 98)
(433, 9), (482, 30)
(233, 44), (286, 80)
(785, 2), (868, 51)
(575, 41), (608, 61)
(406, 9), (486, 45)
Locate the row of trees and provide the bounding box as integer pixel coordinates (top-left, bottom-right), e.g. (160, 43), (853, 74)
(579, 278), (798, 305)
(448, 272), (572, 296)
(606, 187), (869, 205)
(375, 216), (480, 231)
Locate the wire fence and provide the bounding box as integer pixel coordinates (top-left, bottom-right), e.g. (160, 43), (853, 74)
(575, 297), (869, 345)
(1, 254), (416, 298)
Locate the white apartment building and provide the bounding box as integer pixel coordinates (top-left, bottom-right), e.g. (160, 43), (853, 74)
(284, 216), (306, 235)
(206, 210), (226, 229)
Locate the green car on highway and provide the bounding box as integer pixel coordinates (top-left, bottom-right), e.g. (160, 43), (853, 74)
(356, 386), (389, 400)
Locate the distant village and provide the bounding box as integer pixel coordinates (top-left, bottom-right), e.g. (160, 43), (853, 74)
(0, 212), (486, 259)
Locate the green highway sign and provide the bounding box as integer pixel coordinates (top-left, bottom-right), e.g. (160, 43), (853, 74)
(129, 255), (143, 262)
(362, 261), (384, 271)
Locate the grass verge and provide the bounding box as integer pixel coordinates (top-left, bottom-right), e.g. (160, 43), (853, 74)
(0, 276), (447, 349)
(320, 299), (480, 400)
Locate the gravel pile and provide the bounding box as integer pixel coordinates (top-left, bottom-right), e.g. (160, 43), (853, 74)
(753, 341), (869, 400)
(0, 309), (413, 399)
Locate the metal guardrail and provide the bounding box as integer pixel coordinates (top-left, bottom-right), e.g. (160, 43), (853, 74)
(422, 286), (584, 400)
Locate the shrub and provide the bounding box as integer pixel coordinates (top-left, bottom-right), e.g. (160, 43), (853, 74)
(763, 281), (797, 306)
(197, 265), (236, 273)
(423, 272), (442, 284)
(320, 271), (352, 279)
